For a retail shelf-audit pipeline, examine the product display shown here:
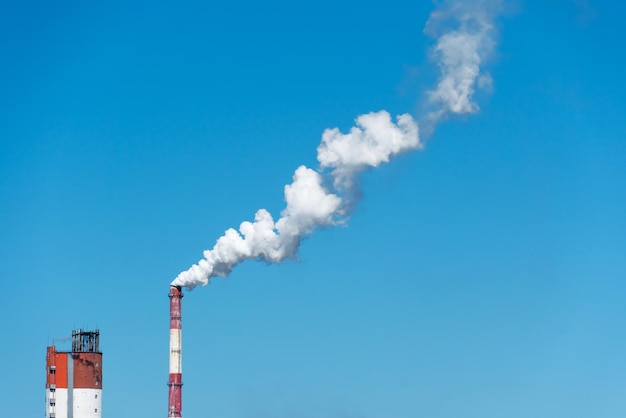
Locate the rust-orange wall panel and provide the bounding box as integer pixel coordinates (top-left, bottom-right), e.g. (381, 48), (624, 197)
(51, 353), (68, 389)
(73, 353), (103, 389)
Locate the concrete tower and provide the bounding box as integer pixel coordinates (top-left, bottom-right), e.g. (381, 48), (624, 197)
(46, 329), (102, 418)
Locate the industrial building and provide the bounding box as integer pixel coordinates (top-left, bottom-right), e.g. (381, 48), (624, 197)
(44, 287), (180, 417)
(45, 329), (102, 418)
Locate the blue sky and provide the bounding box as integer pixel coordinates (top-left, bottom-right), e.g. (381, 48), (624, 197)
(2, 0), (626, 417)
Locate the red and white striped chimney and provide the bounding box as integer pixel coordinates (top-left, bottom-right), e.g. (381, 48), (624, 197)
(168, 285), (183, 417)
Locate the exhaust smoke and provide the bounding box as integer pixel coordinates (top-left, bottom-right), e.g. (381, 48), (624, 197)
(171, 0), (501, 290)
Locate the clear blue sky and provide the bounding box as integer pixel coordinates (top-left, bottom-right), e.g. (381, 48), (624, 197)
(2, 1), (626, 417)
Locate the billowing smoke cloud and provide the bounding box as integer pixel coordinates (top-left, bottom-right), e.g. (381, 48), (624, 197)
(172, 112), (418, 289)
(175, 167), (342, 287)
(171, 0), (501, 289)
(318, 112), (420, 192)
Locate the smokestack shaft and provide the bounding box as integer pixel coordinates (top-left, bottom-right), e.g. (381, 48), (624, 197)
(168, 286), (183, 417)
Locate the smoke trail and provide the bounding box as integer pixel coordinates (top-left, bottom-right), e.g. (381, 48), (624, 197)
(171, 0), (501, 289)
(317, 112), (420, 192)
(173, 167), (342, 287)
(424, 0), (501, 123)
(172, 113), (419, 289)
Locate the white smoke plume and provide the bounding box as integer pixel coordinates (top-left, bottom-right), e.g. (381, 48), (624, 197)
(171, 0), (501, 289)
(317, 111), (420, 192)
(173, 166), (342, 288)
(172, 113), (418, 289)
(425, 0), (501, 123)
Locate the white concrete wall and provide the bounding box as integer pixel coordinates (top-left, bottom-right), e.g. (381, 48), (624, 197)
(73, 388), (102, 418)
(46, 388), (68, 418)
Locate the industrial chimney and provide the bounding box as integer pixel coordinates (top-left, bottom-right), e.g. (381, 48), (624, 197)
(45, 329), (102, 418)
(168, 285), (183, 417)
